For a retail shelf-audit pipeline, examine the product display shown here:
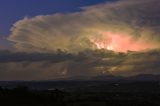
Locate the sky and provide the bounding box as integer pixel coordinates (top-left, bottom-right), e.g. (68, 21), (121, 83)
(0, 0), (160, 80)
(0, 0), (112, 49)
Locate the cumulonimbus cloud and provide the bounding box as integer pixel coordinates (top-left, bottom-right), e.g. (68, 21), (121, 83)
(8, 0), (160, 53)
(2, 0), (160, 80)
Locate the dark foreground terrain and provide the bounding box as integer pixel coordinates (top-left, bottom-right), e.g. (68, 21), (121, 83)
(0, 80), (160, 106)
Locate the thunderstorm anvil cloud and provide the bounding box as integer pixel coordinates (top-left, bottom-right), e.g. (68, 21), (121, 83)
(0, 0), (160, 80)
(8, 0), (160, 53)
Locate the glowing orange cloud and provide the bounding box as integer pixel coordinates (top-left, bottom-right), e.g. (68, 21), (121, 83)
(90, 32), (151, 52)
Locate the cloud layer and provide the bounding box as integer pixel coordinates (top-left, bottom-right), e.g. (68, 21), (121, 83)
(8, 0), (160, 53)
(1, 0), (160, 80)
(0, 50), (160, 80)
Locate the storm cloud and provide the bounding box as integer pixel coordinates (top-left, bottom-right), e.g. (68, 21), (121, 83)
(0, 50), (160, 80)
(8, 0), (160, 53)
(1, 0), (160, 80)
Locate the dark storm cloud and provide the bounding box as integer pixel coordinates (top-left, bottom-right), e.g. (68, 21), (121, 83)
(0, 50), (72, 62)
(0, 50), (160, 80)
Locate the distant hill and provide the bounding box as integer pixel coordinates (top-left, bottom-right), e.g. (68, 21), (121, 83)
(52, 74), (160, 81)
(126, 74), (160, 81)
(91, 75), (122, 81)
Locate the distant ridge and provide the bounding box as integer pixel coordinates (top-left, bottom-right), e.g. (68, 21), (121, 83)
(126, 74), (160, 81)
(49, 74), (160, 81)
